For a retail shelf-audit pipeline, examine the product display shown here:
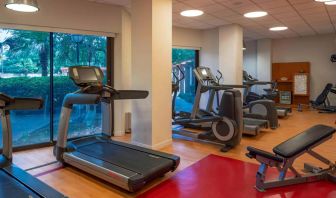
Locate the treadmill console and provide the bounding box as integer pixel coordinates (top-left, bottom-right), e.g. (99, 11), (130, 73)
(194, 67), (216, 84)
(69, 66), (104, 86)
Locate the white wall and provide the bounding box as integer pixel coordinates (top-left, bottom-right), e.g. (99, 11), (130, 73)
(173, 27), (202, 49)
(200, 28), (219, 69)
(256, 39), (272, 93)
(272, 34), (336, 102)
(243, 39), (272, 94)
(243, 40), (257, 77)
(0, 0), (122, 36)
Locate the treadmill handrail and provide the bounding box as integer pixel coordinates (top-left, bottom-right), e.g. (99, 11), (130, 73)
(0, 93), (43, 110)
(0, 93), (13, 104)
(5, 98), (44, 110)
(108, 90), (149, 100)
(244, 81), (273, 86)
(62, 93), (101, 108)
(204, 84), (246, 91)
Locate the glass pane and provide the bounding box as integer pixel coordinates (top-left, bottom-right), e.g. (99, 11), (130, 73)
(0, 29), (50, 147)
(53, 33), (107, 139)
(172, 48), (196, 113)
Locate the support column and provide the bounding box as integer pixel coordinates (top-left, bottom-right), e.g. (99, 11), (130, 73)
(218, 24), (243, 85)
(131, 0), (172, 149)
(257, 39), (272, 94)
(113, 9), (132, 136)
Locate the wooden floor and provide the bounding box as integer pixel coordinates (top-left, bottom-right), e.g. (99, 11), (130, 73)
(13, 109), (336, 198)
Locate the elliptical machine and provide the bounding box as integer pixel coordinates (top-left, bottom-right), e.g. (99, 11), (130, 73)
(172, 66), (243, 152)
(198, 67), (272, 135)
(172, 64), (184, 118)
(243, 70), (291, 118)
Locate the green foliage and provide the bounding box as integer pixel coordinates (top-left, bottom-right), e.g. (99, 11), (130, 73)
(0, 28), (106, 76)
(0, 76), (77, 107)
(53, 33), (106, 73)
(172, 48), (195, 64)
(1, 29), (49, 75)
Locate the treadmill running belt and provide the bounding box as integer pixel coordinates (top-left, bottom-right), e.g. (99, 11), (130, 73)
(77, 142), (173, 175)
(0, 170), (40, 198)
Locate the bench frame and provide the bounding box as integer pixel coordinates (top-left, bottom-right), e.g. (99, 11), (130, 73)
(248, 135), (336, 191)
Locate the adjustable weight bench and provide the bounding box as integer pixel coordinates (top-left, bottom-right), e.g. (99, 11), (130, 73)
(246, 124), (336, 191)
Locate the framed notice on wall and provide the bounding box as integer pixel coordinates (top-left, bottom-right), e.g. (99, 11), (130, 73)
(293, 73), (309, 96)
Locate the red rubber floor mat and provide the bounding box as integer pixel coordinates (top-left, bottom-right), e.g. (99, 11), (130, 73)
(138, 154), (336, 198)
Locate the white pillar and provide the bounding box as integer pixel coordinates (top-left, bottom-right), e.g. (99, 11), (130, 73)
(218, 24), (243, 85)
(113, 9), (132, 136)
(131, 0), (172, 149)
(256, 39), (272, 94)
(199, 28), (220, 109)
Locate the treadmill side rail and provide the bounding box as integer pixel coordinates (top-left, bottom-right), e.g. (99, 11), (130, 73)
(3, 165), (67, 198)
(63, 152), (132, 190)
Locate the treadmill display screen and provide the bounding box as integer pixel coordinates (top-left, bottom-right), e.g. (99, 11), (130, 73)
(78, 68), (98, 82)
(200, 69), (210, 79)
(201, 69), (208, 76)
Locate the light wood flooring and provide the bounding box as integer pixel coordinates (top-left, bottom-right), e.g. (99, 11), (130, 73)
(13, 109), (336, 198)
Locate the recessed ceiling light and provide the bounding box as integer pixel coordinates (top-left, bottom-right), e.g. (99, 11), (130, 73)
(5, 0), (39, 12)
(244, 11), (268, 18)
(269, 26), (288, 31)
(180, 10), (204, 17)
(325, 1), (336, 5)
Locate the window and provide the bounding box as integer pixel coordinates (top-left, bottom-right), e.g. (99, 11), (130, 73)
(0, 29), (50, 146)
(53, 33), (107, 139)
(172, 48), (198, 113)
(0, 28), (110, 148)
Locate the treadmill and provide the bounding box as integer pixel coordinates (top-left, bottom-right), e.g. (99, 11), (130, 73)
(0, 93), (66, 198)
(54, 66), (180, 192)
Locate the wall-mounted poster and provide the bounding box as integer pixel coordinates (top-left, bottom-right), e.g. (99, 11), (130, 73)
(294, 73), (309, 95)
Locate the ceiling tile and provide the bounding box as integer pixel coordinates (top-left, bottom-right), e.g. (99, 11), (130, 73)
(87, 0), (336, 40)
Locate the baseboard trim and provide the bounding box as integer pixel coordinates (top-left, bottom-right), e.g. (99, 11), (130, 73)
(132, 138), (172, 150)
(153, 138), (172, 149)
(113, 130), (126, 136)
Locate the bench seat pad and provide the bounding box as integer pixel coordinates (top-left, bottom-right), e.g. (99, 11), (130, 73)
(247, 146), (283, 162)
(273, 125), (335, 158)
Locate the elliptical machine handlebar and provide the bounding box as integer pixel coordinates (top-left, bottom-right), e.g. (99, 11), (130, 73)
(173, 64), (185, 84)
(216, 70), (223, 84)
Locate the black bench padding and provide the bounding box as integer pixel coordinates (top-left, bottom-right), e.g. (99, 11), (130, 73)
(246, 146), (283, 162)
(273, 125), (336, 158)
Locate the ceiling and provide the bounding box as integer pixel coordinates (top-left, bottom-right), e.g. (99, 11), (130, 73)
(88, 0), (336, 40)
